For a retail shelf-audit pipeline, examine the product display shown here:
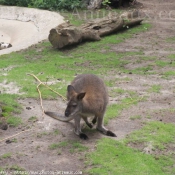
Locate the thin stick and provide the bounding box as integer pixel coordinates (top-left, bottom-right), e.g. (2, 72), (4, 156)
(37, 82), (45, 117)
(0, 129), (32, 143)
(27, 73), (67, 102)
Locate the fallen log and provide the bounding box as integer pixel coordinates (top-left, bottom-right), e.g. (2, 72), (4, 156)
(48, 11), (143, 49)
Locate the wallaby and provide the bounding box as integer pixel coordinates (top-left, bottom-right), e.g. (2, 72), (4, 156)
(45, 74), (116, 140)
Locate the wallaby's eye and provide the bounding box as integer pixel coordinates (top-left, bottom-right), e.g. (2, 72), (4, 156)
(72, 103), (77, 107)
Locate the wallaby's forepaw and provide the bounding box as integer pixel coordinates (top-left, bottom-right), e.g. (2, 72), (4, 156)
(106, 130), (117, 137)
(79, 133), (88, 140)
(86, 123), (93, 128)
(92, 117), (97, 124)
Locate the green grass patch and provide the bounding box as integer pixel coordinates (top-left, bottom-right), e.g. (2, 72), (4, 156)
(0, 94), (21, 117)
(156, 60), (175, 67)
(166, 37), (175, 42)
(36, 130), (60, 138)
(124, 65), (155, 75)
(0, 167), (4, 171)
(11, 138), (18, 143)
(111, 88), (126, 95)
(148, 85), (161, 93)
(130, 115), (142, 120)
(49, 141), (68, 150)
(86, 121), (175, 174)
(162, 70), (175, 78)
(105, 95), (144, 124)
(9, 165), (26, 171)
(49, 140), (88, 153)
(125, 121), (175, 150)
(49, 143), (60, 150)
(6, 116), (22, 127)
(86, 137), (174, 175)
(0, 164), (28, 174)
(168, 54), (175, 60)
(70, 141), (88, 153)
(139, 56), (157, 61)
(53, 129), (60, 135)
(0, 153), (12, 159)
(36, 131), (49, 138)
(28, 116), (38, 122)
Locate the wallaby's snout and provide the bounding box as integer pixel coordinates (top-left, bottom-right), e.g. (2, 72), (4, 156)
(65, 110), (69, 117)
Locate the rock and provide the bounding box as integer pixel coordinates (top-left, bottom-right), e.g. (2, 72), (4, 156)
(0, 124), (8, 130)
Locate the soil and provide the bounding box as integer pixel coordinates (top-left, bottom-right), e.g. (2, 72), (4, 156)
(1, 0), (175, 174)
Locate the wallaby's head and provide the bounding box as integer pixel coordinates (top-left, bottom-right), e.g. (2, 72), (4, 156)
(65, 85), (86, 117)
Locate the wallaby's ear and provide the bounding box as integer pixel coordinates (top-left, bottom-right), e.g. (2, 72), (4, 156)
(77, 92), (86, 100)
(67, 85), (76, 96)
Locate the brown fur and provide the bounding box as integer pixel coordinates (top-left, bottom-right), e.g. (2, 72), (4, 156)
(45, 74), (116, 139)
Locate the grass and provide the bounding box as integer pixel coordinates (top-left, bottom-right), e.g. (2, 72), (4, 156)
(104, 95), (145, 125)
(168, 54), (175, 59)
(86, 137), (174, 175)
(53, 129), (60, 135)
(155, 60), (174, 67)
(9, 165), (26, 171)
(36, 131), (49, 138)
(110, 88), (126, 96)
(130, 115), (142, 120)
(125, 121), (175, 150)
(49, 140), (88, 153)
(6, 116), (22, 127)
(70, 142), (88, 153)
(162, 70), (175, 78)
(166, 37), (175, 43)
(49, 141), (68, 150)
(148, 85), (161, 93)
(28, 116), (38, 122)
(86, 121), (175, 175)
(0, 165), (26, 173)
(0, 167), (4, 171)
(0, 94), (21, 117)
(0, 153), (12, 159)
(36, 130), (60, 138)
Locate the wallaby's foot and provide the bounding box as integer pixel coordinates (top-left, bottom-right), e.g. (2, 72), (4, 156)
(74, 128), (88, 140)
(97, 126), (117, 137)
(106, 130), (117, 137)
(79, 133), (88, 140)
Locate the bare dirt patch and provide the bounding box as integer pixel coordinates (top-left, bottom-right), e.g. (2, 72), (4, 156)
(0, 80), (23, 94)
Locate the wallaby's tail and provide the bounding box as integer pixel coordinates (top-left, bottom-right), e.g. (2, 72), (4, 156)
(44, 111), (74, 122)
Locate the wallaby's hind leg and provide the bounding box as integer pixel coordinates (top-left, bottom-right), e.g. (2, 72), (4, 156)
(82, 116), (93, 128)
(96, 114), (116, 137)
(74, 115), (88, 140)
